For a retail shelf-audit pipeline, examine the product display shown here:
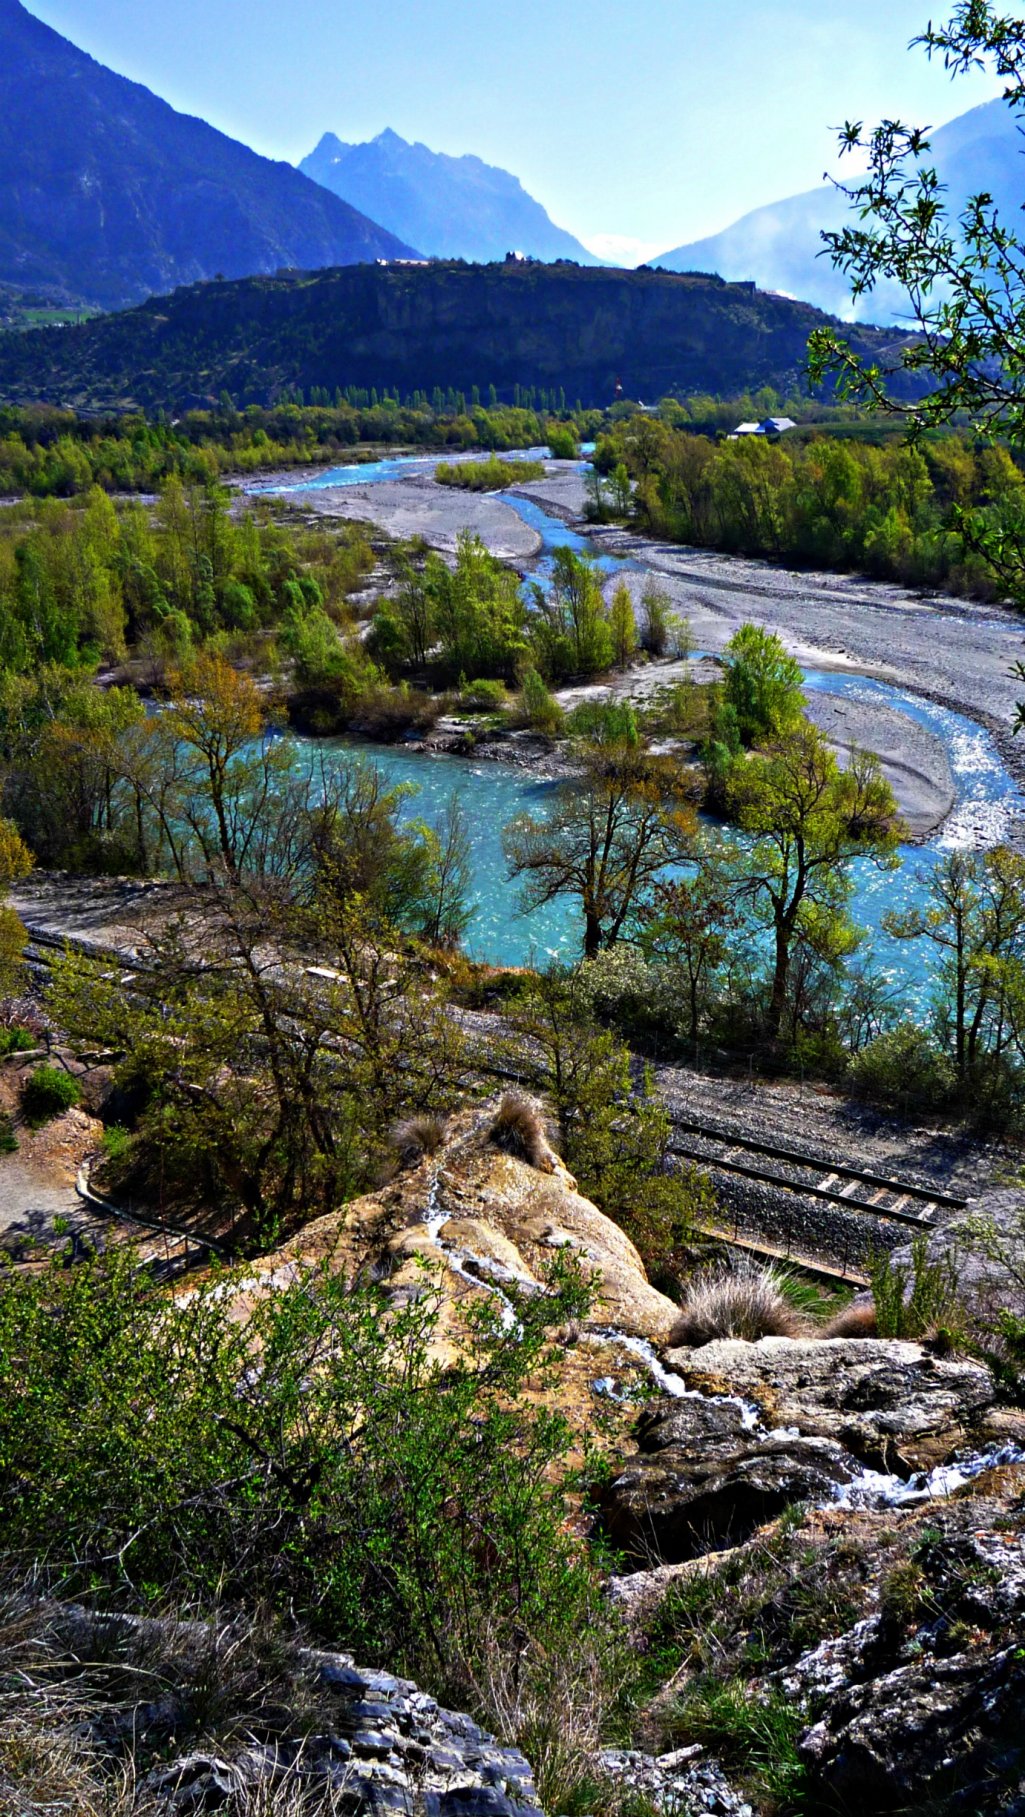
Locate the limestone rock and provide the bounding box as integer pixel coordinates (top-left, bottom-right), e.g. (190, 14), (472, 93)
(594, 1393), (856, 1565)
(665, 1336), (999, 1471)
(799, 1647), (1025, 1812)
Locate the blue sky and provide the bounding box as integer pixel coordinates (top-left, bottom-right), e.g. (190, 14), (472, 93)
(23, 0), (1002, 258)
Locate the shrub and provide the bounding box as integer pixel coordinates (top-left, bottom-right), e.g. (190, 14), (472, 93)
(101, 1124), (133, 1165)
(670, 1264), (805, 1347)
(459, 677), (507, 713)
(848, 1024), (956, 1113)
(871, 1234), (962, 1340)
(518, 667), (565, 737)
(389, 1114), (448, 1167)
(0, 1246), (597, 1713)
(488, 1093), (552, 1169)
(0, 1027), (36, 1057)
(0, 1113), (17, 1154)
(20, 1064), (81, 1126)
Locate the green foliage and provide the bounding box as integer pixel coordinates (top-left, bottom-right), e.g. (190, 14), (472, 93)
(99, 1123), (132, 1165)
(871, 1234), (962, 1340)
(0, 1242), (609, 1709)
(529, 548), (614, 680)
(459, 675), (507, 713)
(848, 1023), (956, 1112)
(0, 1111), (17, 1153)
(436, 456), (545, 490)
(547, 425), (580, 460)
(20, 1063), (81, 1125)
(720, 624), (804, 748)
(604, 408), (1021, 602)
(518, 666), (565, 736)
(666, 1679), (808, 1808)
(0, 1026), (34, 1056)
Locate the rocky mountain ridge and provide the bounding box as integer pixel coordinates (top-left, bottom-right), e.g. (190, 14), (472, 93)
(301, 128), (598, 266)
(656, 96), (1025, 323)
(0, 0), (417, 311)
(0, 260), (920, 412)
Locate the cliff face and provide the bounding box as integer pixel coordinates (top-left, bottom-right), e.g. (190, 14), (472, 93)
(0, 260), (918, 411)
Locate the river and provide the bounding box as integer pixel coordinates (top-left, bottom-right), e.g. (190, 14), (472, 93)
(260, 453), (1025, 998)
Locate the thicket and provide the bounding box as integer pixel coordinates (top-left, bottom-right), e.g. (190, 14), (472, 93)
(0, 398), (598, 498)
(601, 410), (1025, 600)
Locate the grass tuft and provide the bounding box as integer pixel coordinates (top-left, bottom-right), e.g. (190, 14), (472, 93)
(670, 1264), (806, 1347)
(488, 1093), (553, 1170)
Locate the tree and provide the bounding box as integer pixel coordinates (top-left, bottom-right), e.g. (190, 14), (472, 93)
(806, 4), (1025, 612)
(720, 623), (804, 748)
(639, 839), (746, 1051)
(504, 731), (696, 960)
(608, 580), (638, 669)
(727, 724), (901, 1042)
(529, 548), (613, 679)
(0, 815), (32, 1001)
(885, 846), (1025, 1089)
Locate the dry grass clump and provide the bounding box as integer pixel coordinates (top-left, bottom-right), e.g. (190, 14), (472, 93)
(670, 1264), (805, 1348)
(487, 1093), (553, 1171)
(823, 1298), (879, 1340)
(389, 1114), (448, 1169)
(0, 1596), (355, 1815)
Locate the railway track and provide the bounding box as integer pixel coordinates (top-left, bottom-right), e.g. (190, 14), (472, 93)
(666, 1116), (967, 1230)
(22, 920), (972, 1284)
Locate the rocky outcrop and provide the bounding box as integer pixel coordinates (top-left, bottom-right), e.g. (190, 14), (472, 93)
(144, 1653), (541, 1816)
(595, 1394), (857, 1565)
(665, 1335), (1000, 1471)
(790, 1510), (1025, 1812)
(230, 1103), (681, 1453)
(3, 1601), (541, 1817)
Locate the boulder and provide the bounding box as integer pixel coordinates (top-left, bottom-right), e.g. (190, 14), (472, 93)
(594, 1394), (856, 1565)
(799, 1647), (1025, 1813)
(665, 1337), (999, 1471)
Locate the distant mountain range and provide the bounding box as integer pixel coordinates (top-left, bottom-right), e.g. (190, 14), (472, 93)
(0, 262), (918, 415)
(0, 0), (418, 312)
(655, 97), (1025, 322)
(300, 129), (597, 266)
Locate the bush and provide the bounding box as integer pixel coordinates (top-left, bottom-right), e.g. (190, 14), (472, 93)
(0, 1246), (600, 1715)
(100, 1124), (133, 1166)
(670, 1264), (805, 1347)
(459, 677), (507, 713)
(518, 667), (565, 737)
(488, 1093), (553, 1170)
(0, 1027), (36, 1057)
(848, 1024), (956, 1113)
(871, 1234), (962, 1340)
(20, 1064), (81, 1126)
(0, 1113), (17, 1154)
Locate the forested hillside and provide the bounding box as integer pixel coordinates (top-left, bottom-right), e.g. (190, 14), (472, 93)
(0, 261), (917, 412)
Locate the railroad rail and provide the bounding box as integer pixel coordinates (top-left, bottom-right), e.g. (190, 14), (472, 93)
(666, 1117), (966, 1230)
(22, 918), (972, 1285)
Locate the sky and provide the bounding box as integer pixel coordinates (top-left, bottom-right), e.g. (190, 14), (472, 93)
(22, 0), (1006, 259)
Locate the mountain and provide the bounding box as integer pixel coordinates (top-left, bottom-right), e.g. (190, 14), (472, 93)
(654, 97), (1024, 322)
(0, 0), (419, 312)
(0, 260), (917, 413)
(300, 128), (598, 266)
